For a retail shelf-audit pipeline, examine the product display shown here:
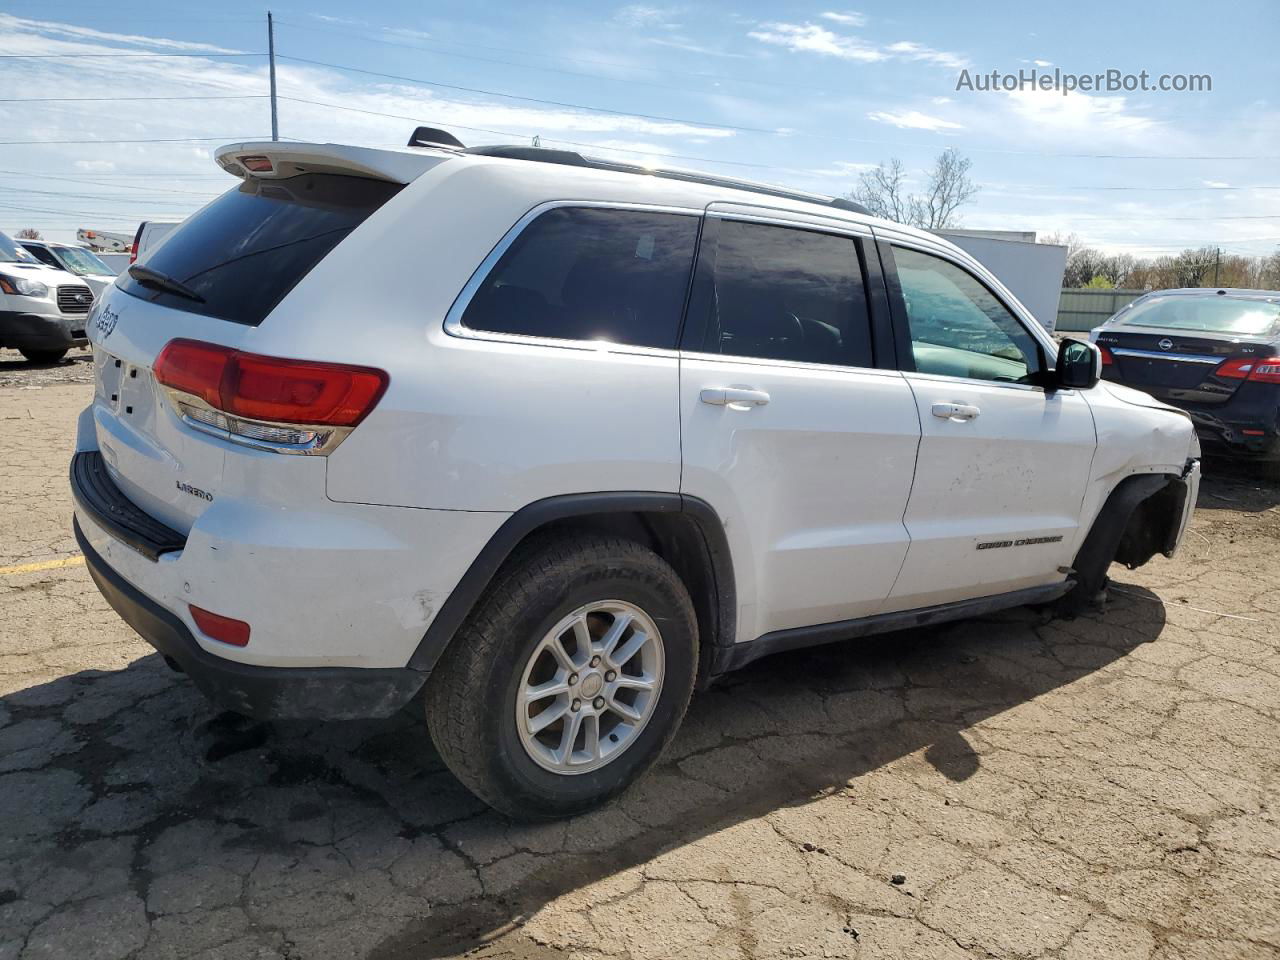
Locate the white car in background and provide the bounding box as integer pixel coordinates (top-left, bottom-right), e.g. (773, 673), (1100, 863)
(129, 221), (180, 264)
(0, 230), (93, 363)
(72, 131), (1201, 819)
(19, 240), (117, 296)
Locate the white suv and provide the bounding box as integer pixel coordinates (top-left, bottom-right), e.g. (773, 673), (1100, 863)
(72, 131), (1200, 818)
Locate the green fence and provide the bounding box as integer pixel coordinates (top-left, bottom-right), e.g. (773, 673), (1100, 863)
(1055, 288), (1146, 333)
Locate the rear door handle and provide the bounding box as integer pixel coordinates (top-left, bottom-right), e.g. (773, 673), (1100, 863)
(700, 387), (770, 408)
(932, 402), (980, 421)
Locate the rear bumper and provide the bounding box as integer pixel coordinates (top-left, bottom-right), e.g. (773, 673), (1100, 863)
(0, 310), (88, 350)
(1186, 411), (1280, 461)
(75, 518), (425, 719)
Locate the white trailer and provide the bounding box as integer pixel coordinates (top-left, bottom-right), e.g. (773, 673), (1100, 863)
(935, 229), (1068, 334)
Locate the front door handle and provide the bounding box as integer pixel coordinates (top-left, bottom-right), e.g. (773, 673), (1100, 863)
(700, 387), (770, 408)
(932, 402), (981, 421)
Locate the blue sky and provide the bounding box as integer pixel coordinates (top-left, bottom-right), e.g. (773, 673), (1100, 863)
(1, 1), (1277, 256)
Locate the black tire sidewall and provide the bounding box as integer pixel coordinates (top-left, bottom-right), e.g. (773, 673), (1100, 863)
(478, 557), (696, 816)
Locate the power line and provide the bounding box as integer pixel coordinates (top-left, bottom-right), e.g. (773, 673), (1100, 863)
(0, 52), (264, 59)
(0, 95), (267, 103)
(271, 97), (1280, 194)
(0, 185), (212, 206)
(0, 135), (275, 145)
(0, 201), (193, 219)
(275, 55), (763, 135)
(272, 18), (820, 99)
(0, 169), (223, 195)
(275, 95), (780, 170)
(274, 54), (1280, 161)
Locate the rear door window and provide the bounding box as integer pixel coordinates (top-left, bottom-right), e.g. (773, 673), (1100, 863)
(117, 173), (402, 326)
(460, 206), (700, 349)
(682, 218), (875, 367)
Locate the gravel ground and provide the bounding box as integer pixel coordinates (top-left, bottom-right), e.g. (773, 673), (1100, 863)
(1, 349), (1278, 960)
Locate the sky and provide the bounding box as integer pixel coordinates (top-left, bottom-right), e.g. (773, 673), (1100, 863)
(1, 1), (1277, 257)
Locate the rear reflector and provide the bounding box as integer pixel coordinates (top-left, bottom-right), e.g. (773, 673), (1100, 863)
(1216, 356), (1280, 383)
(154, 339), (389, 427)
(189, 604), (251, 647)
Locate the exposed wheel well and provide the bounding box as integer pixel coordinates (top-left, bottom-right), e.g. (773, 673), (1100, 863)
(1060, 471), (1188, 613)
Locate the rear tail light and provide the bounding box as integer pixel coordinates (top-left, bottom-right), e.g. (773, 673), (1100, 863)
(1098, 345), (1113, 366)
(1216, 356), (1280, 384)
(153, 339), (388, 453)
(189, 604), (250, 647)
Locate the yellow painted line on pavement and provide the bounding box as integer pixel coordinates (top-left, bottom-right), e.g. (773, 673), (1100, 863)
(0, 554), (85, 576)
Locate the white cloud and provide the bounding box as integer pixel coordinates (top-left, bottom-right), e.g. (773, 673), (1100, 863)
(73, 160), (119, 173)
(1203, 179), (1230, 188)
(819, 11), (866, 26)
(884, 41), (969, 70)
(1034, 59), (1053, 67)
(867, 110), (963, 131)
(0, 13), (240, 54)
(311, 14), (369, 27)
(615, 5), (682, 29)
(1001, 88), (1160, 137)
(932, 96), (953, 105)
(748, 21), (967, 69)
(645, 36), (749, 58)
(748, 23), (886, 61)
(790, 159), (876, 179)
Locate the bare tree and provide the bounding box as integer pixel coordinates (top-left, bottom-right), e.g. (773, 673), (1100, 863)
(920, 148), (978, 230)
(849, 158), (912, 224)
(848, 149), (978, 230)
(15, 227), (40, 239)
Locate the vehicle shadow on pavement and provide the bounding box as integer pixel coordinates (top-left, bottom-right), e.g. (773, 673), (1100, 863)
(0, 585), (1166, 959)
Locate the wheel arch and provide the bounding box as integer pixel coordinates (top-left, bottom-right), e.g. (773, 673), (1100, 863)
(1064, 469), (1190, 608)
(407, 493), (736, 685)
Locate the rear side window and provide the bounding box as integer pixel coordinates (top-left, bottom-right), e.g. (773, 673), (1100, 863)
(118, 174), (402, 326)
(461, 207), (700, 349)
(684, 218), (874, 367)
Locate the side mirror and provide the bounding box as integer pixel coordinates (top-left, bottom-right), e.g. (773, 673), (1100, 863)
(1055, 338), (1102, 390)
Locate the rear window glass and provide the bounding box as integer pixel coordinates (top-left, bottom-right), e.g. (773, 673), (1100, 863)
(461, 207), (700, 349)
(1118, 296), (1280, 336)
(118, 173), (402, 326)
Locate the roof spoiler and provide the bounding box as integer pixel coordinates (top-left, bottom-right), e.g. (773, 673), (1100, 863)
(407, 126), (466, 149)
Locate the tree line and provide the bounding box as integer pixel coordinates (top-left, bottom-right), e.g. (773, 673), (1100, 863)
(1044, 234), (1280, 291)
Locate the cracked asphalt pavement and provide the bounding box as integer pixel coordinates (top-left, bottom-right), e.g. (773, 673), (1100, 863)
(2, 347), (1279, 959)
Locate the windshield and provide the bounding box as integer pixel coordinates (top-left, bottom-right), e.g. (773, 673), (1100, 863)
(1118, 295), (1280, 336)
(0, 232), (39, 264)
(53, 246), (112, 276)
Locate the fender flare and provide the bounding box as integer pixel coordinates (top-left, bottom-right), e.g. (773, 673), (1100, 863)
(406, 492), (736, 674)
(1067, 471), (1182, 602)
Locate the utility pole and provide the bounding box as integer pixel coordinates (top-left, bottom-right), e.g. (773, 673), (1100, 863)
(267, 11), (279, 142)
(1213, 246), (1221, 286)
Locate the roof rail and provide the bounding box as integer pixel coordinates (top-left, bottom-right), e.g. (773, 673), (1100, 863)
(453, 142), (871, 217)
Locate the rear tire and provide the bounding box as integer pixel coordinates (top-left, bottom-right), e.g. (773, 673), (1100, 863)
(425, 533), (698, 820)
(19, 348), (67, 365)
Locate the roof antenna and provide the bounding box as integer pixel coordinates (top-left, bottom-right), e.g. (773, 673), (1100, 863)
(532, 135), (541, 147)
